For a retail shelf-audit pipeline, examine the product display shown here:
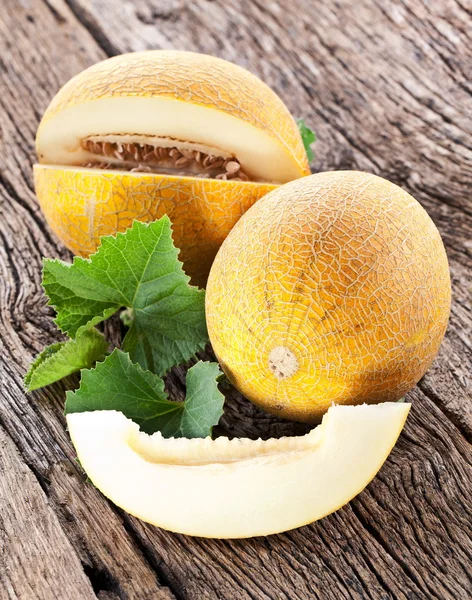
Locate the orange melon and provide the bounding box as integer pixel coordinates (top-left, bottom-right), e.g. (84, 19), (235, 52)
(206, 171), (451, 423)
(34, 50), (310, 286)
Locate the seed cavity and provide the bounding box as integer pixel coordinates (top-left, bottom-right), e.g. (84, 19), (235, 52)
(268, 346), (299, 380)
(81, 135), (250, 181)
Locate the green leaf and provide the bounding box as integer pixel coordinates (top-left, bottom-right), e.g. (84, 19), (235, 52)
(120, 308), (134, 327)
(24, 329), (109, 391)
(297, 118), (316, 162)
(179, 361), (226, 438)
(42, 217), (208, 376)
(65, 349), (224, 438)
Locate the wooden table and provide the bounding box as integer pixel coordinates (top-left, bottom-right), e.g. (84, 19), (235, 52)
(1, 1), (471, 598)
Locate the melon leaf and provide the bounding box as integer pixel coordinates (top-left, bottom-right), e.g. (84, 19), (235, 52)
(65, 349), (224, 438)
(297, 118), (316, 162)
(42, 217), (208, 376)
(24, 328), (109, 391)
(179, 361), (226, 438)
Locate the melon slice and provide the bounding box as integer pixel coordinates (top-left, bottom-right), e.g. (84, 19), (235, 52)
(67, 402), (410, 538)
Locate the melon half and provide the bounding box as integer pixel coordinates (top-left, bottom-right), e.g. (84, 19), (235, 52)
(34, 51), (310, 286)
(67, 402), (410, 538)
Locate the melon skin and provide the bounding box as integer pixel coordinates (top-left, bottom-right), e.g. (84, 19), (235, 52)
(206, 171), (451, 423)
(34, 166), (276, 287)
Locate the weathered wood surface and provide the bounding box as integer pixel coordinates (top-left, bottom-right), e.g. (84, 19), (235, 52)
(0, 0), (471, 598)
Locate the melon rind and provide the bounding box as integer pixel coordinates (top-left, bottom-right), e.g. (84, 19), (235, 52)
(34, 165), (276, 287)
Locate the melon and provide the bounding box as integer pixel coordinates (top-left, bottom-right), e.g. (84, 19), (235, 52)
(206, 171), (451, 422)
(34, 50), (310, 286)
(67, 402), (410, 538)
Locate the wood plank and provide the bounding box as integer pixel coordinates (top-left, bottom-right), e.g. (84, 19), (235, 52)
(0, 425), (96, 600)
(0, 0), (471, 598)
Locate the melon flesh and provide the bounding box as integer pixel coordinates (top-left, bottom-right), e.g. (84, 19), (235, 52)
(67, 402), (410, 538)
(36, 97), (302, 183)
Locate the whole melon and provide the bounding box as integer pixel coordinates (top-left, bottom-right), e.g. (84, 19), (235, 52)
(206, 171), (451, 423)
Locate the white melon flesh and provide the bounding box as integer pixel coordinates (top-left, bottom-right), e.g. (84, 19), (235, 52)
(67, 402), (410, 538)
(36, 97), (302, 183)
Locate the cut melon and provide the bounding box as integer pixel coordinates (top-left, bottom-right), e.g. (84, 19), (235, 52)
(67, 402), (410, 538)
(34, 51), (310, 286)
(36, 50), (310, 184)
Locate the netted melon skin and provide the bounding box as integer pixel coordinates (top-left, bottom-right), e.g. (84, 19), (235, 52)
(34, 166), (276, 287)
(206, 171), (451, 422)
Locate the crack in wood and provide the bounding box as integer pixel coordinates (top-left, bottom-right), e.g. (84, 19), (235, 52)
(113, 511), (188, 600)
(0, 171), (58, 250)
(417, 380), (472, 445)
(61, 0), (120, 57)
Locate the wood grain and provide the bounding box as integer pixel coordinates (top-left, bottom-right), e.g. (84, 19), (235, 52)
(0, 426), (96, 600)
(0, 0), (471, 598)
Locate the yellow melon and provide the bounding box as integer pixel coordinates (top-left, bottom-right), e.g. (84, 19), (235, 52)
(34, 50), (310, 286)
(206, 171), (451, 423)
